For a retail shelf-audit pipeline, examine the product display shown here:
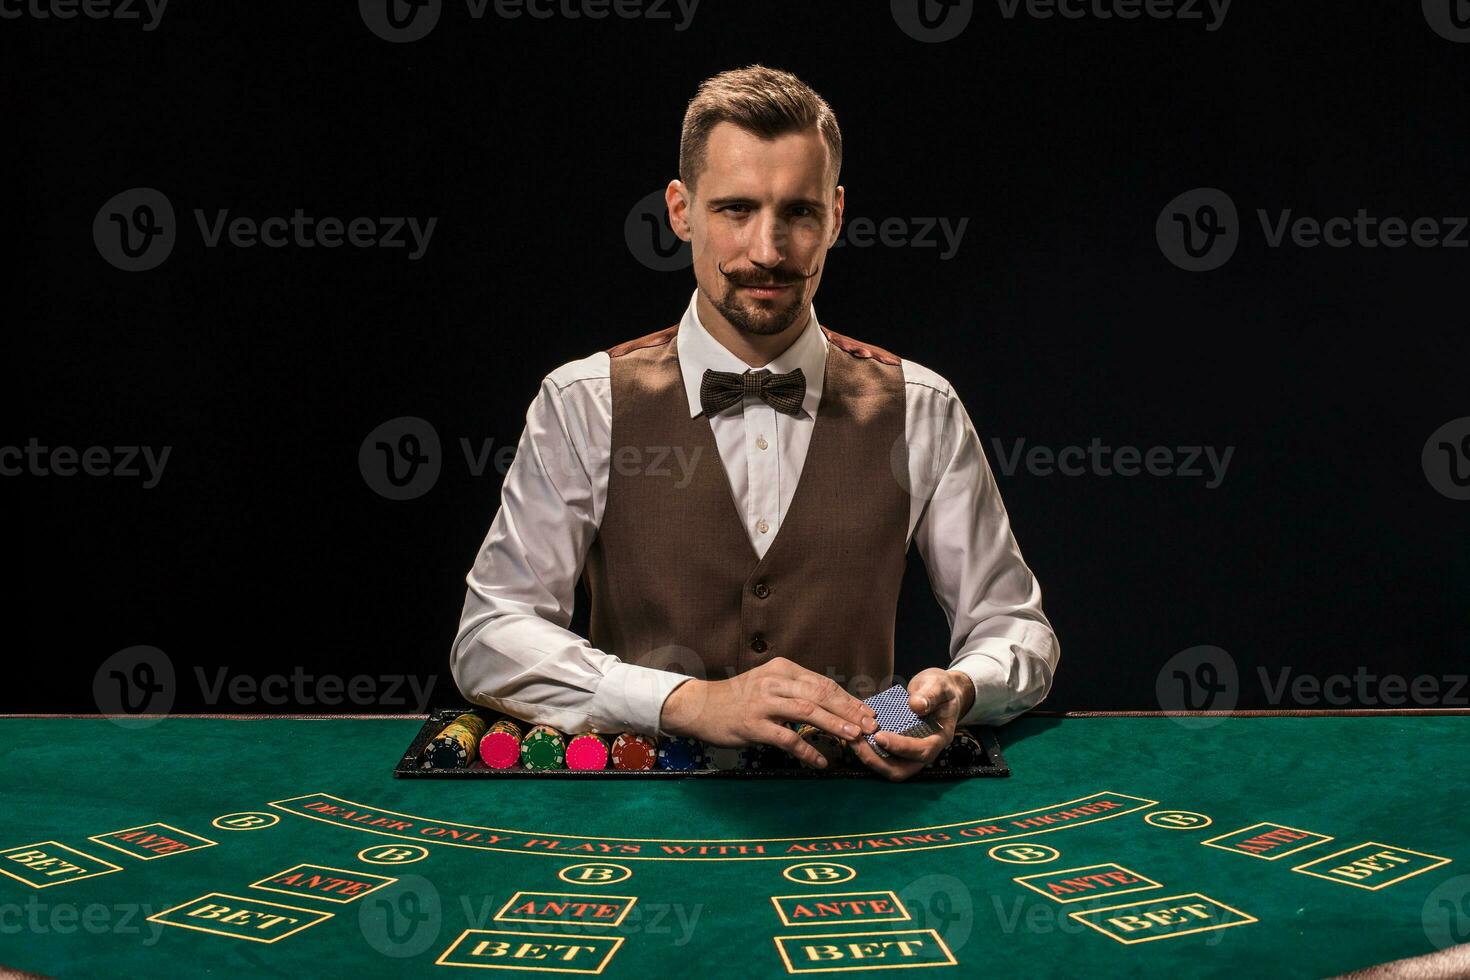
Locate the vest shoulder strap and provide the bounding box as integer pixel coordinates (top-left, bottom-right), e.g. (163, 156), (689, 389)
(820, 325), (901, 366)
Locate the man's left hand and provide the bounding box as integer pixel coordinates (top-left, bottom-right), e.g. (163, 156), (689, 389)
(848, 668), (975, 782)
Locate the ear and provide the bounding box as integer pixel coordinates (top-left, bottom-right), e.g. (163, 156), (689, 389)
(666, 179), (693, 242)
(829, 184), (845, 247)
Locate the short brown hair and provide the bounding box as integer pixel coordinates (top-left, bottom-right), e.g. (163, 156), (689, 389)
(678, 65), (843, 197)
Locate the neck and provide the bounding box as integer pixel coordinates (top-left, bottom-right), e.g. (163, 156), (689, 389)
(696, 290), (812, 368)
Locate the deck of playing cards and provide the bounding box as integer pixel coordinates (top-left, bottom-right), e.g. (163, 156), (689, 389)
(863, 685), (941, 758)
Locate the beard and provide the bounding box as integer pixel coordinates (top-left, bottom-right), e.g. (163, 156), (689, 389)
(707, 261), (816, 337)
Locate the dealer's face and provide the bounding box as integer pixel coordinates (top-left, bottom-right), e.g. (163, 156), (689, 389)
(669, 121), (843, 338)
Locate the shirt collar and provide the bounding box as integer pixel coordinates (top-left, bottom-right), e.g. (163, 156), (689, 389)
(677, 288), (828, 419)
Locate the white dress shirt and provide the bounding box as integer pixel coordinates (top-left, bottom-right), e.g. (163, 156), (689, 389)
(451, 289), (1059, 736)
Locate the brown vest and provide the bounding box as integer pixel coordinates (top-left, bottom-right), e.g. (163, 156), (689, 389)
(580, 322), (912, 694)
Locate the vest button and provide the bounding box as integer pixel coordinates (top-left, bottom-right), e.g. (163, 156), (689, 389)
(753, 582), (770, 599)
(750, 634), (768, 653)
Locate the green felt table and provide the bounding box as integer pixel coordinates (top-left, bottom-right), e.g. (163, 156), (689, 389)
(2, 714), (1466, 978)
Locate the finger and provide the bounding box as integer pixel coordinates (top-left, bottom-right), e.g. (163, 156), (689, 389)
(772, 676), (872, 732)
(754, 720), (826, 769)
(848, 736), (922, 783)
(908, 674), (955, 717)
(875, 730), (946, 765)
(768, 694), (864, 741)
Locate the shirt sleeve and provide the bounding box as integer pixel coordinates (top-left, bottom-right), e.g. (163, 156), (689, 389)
(449, 373), (692, 735)
(909, 381), (1060, 727)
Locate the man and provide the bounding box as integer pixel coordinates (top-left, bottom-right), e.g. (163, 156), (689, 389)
(451, 65), (1058, 780)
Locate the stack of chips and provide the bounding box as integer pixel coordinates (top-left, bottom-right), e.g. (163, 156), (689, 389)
(520, 725), (567, 771)
(793, 724), (844, 769)
(610, 733), (656, 770)
(478, 718), (523, 770)
(656, 735), (706, 771)
(935, 729), (984, 769)
(566, 733), (609, 771)
(423, 712), (487, 769)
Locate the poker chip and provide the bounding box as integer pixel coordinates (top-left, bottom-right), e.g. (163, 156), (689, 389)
(739, 743), (786, 771)
(478, 719), (523, 770)
(611, 733), (656, 771)
(423, 712), (486, 769)
(520, 725), (566, 771)
(704, 745), (743, 771)
(793, 724), (844, 770)
(936, 729), (984, 770)
(566, 733), (609, 771)
(656, 735), (706, 771)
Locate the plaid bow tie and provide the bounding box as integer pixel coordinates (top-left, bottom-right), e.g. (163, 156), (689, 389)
(700, 367), (806, 418)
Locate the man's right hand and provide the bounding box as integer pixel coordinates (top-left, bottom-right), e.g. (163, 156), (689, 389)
(658, 657), (878, 769)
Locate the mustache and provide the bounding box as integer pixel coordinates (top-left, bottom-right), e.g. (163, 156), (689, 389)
(718, 261), (818, 288)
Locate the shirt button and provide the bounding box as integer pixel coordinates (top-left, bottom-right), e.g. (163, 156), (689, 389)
(756, 519), (770, 534)
(756, 436), (768, 450)
(753, 582), (770, 598)
(750, 634), (768, 653)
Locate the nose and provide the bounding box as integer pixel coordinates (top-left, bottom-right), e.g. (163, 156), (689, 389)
(746, 211), (789, 268)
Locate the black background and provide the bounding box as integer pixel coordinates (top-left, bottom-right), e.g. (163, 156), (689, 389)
(12, 0), (1469, 714)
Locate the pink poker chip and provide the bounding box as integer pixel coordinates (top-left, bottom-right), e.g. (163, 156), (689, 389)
(566, 734), (609, 771)
(479, 731), (521, 770)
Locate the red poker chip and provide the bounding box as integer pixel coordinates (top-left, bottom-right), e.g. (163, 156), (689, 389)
(611, 733), (655, 771)
(567, 734), (609, 771)
(479, 731), (521, 769)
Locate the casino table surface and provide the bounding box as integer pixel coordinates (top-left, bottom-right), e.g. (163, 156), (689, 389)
(2, 713), (1467, 978)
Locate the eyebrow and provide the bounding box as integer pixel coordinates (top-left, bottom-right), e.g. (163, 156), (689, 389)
(705, 195), (828, 212)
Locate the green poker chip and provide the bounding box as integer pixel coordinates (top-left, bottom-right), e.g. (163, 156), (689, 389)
(520, 726), (566, 771)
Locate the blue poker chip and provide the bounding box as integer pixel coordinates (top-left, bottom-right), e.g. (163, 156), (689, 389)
(656, 736), (706, 771)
